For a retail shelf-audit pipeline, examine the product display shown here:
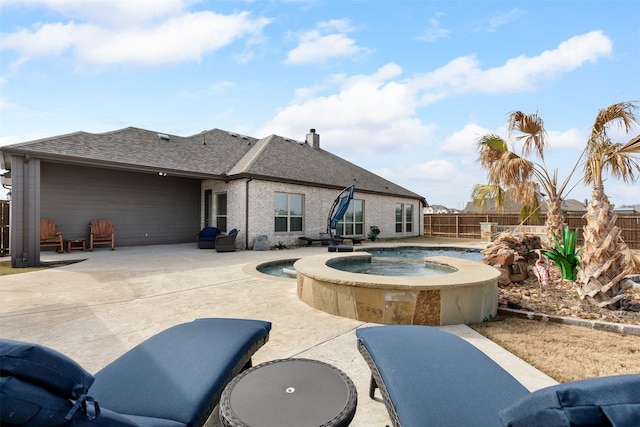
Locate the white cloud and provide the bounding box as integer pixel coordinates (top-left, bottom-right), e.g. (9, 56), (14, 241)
(284, 18), (371, 64)
(2, 0), (190, 27)
(546, 128), (585, 150)
(486, 8), (527, 32)
(439, 123), (491, 156)
(411, 31), (612, 103)
(1, 5), (273, 67)
(259, 63), (437, 154)
(416, 17), (450, 42)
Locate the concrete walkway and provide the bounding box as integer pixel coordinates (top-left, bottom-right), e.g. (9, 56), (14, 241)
(0, 240), (557, 426)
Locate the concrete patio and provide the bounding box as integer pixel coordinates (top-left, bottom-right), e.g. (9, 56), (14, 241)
(0, 239), (558, 426)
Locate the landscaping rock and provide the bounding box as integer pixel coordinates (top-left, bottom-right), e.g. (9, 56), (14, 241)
(252, 235), (270, 251)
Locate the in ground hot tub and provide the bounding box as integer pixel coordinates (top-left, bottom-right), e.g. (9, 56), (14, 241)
(294, 252), (500, 326)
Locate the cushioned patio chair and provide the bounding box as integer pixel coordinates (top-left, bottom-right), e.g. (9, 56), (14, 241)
(40, 219), (64, 253)
(197, 227), (219, 249)
(1, 318), (272, 427)
(356, 325), (640, 427)
(89, 219), (114, 251)
(215, 229), (238, 252)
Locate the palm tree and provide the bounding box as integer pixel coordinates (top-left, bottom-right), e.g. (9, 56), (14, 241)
(475, 112), (580, 246)
(577, 101), (640, 308)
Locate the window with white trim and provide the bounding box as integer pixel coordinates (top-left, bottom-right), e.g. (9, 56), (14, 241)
(337, 200), (364, 236)
(395, 203), (414, 233)
(216, 193), (227, 232)
(274, 193), (303, 232)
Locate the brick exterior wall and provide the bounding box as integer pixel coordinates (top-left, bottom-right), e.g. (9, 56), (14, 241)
(202, 179), (423, 249)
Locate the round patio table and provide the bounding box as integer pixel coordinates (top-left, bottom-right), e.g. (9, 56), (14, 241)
(219, 358), (357, 427)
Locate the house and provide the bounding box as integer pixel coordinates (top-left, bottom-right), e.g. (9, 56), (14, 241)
(0, 127), (426, 267)
(423, 204), (451, 214)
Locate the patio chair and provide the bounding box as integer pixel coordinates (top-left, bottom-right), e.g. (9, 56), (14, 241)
(356, 325), (640, 427)
(0, 318), (272, 427)
(215, 229), (238, 252)
(89, 219), (114, 251)
(40, 219), (64, 253)
(197, 226), (219, 249)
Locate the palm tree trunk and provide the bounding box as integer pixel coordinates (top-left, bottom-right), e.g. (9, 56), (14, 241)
(577, 186), (629, 308)
(545, 197), (564, 246)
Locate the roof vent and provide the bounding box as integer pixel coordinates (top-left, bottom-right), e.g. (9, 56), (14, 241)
(157, 133), (170, 140)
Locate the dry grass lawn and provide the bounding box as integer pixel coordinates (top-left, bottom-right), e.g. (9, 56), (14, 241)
(471, 317), (640, 383)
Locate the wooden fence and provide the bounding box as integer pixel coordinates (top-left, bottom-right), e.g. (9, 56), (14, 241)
(424, 213), (640, 250)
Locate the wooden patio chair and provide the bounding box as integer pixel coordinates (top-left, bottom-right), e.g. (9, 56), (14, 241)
(40, 219), (64, 253)
(90, 219), (115, 251)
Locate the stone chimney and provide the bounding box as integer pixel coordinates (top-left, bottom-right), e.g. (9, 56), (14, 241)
(306, 128), (320, 149)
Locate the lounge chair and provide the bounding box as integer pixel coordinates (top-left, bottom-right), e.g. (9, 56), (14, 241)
(215, 229), (238, 252)
(356, 325), (640, 427)
(89, 219), (114, 251)
(0, 318), (272, 427)
(334, 235), (365, 245)
(40, 219), (64, 253)
(297, 233), (334, 247)
(197, 226), (219, 249)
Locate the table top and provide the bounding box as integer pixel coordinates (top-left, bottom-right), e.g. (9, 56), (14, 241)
(220, 358), (357, 427)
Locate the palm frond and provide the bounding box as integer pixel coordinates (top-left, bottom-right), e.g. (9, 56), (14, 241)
(620, 133), (640, 153)
(591, 101), (640, 141)
(471, 184), (507, 211)
(475, 134), (508, 169)
(603, 146), (640, 184)
(508, 111), (547, 159)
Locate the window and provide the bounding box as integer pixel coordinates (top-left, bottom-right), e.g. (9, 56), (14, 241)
(405, 204), (413, 232)
(337, 200), (364, 236)
(395, 203), (414, 233)
(275, 193), (303, 232)
(216, 193), (227, 232)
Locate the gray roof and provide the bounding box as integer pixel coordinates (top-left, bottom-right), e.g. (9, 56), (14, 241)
(1, 126), (425, 201)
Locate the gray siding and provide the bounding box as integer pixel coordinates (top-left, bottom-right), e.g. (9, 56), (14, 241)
(41, 162), (201, 247)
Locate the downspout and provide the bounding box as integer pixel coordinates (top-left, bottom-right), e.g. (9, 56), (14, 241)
(22, 155), (30, 265)
(245, 176), (253, 249)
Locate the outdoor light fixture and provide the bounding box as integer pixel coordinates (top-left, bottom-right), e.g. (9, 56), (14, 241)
(158, 172), (167, 176)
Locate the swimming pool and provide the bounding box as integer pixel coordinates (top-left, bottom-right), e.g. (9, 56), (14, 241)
(256, 247), (483, 279)
(363, 246), (483, 261)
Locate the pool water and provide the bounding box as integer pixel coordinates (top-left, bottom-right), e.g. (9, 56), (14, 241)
(256, 247), (482, 278)
(364, 247), (483, 261)
(257, 260), (298, 278)
(328, 259), (452, 277)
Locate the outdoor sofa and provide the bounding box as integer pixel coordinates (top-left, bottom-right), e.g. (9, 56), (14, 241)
(356, 325), (640, 427)
(1, 318), (272, 426)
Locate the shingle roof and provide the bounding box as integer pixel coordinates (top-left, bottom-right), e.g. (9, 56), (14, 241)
(1, 127), (425, 201)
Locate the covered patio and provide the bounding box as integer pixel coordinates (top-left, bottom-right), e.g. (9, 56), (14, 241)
(0, 240), (557, 426)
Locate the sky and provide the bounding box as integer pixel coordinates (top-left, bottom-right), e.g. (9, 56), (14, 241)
(1, 0), (639, 210)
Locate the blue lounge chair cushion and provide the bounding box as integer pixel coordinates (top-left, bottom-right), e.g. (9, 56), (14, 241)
(198, 227), (219, 242)
(356, 325), (530, 427)
(499, 374), (640, 426)
(89, 318), (272, 426)
(228, 228), (238, 235)
(1, 376), (75, 426)
(0, 338), (94, 398)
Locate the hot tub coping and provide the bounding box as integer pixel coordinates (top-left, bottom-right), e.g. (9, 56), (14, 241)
(294, 252), (500, 290)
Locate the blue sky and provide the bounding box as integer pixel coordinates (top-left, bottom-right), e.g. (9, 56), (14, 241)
(1, 0), (639, 209)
